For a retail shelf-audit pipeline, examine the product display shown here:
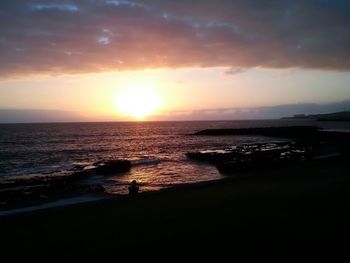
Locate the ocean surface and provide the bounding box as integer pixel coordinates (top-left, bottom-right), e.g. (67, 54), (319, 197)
(1, 120), (350, 195)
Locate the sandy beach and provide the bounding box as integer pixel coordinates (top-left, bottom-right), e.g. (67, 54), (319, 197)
(1, 156), (350, 261)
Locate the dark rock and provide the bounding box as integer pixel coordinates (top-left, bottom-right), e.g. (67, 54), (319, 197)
(70, 169), (94, 180)
(96, 159), (131, 175)
(0, 169), (105, 207)
(186, 151), (235, 164)
(194, 126), (320, 138)
(186, 141), (314, 175)
(96, 160), (131, 174)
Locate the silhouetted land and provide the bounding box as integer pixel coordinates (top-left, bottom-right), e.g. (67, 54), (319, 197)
(1, 156), (350, 261)
(194, 126), (350, 143)
(188, 127), (350, 175)
(194, 125), (320, 137)
(282, 111), (350, 121)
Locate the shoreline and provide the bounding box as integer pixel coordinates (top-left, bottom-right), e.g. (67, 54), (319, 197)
(0, 155), (346, 216)
(1, 156), (347, 212)
(1, 156), (350, 259)
(1, 125), (349, 215)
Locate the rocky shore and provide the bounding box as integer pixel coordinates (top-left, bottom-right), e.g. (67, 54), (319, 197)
(193, 125), (320, 137)
(188, 126), (349, 175)
(2, 125), (349, 212)
(0, 159), (131, 209)
(187, 141), (314, 175)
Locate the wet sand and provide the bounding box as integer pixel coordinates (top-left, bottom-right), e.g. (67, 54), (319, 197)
(1, 156), (350, 261)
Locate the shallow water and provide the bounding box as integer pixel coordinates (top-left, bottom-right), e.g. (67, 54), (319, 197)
(1, 119), (349, 194)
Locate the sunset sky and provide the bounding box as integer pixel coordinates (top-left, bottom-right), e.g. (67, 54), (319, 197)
(0, 0), (350, 122)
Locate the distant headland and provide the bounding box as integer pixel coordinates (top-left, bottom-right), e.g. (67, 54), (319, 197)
(282, 111), (350, 121)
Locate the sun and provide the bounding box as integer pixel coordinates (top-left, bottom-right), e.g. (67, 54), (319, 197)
(116, 85), (161, 119)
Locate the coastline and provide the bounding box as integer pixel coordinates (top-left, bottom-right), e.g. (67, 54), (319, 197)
(1, 124), (348, 215)
(1, 156), (350, 259)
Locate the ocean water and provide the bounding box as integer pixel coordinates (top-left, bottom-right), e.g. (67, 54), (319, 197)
(1, 120), (350, 194)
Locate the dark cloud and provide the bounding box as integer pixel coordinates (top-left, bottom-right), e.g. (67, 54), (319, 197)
(1, 0), (350, 76)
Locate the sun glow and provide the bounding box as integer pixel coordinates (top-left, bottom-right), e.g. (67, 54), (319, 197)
(116, 85), (162, 119)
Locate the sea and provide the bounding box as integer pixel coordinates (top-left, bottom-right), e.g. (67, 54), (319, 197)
(1, 119), (350, 195)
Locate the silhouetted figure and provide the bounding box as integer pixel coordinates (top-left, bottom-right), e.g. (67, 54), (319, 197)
(128, 180), (139, 195)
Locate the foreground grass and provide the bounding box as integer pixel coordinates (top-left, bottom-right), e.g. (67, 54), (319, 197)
(1, 157), (350, 261)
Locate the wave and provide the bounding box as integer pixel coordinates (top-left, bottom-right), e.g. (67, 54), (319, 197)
(24, 163), (81, 174)
(130, 158), (161, 166)
(1, 162), (85, 178)
(1, 157), (162, 182)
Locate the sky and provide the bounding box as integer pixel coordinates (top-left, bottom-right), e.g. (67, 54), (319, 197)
(0, 0), (350, 122)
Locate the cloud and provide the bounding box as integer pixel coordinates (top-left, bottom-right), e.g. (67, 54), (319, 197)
(30, 4), (79, 12)
(1, 100), (349, 122)
(151, 100), (350, 121)
(224, 67), (247, 75)
(0, 109), (86, 123)
(1, 0), (350, 76)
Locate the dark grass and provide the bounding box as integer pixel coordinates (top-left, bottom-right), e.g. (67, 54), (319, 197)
(1, 157), (350, 261)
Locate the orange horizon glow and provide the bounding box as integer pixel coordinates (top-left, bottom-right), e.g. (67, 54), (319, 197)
(1, 67), (350, 122)
(115, 83), (162, 119)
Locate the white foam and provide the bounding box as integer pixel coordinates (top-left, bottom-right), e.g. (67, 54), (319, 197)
(130, 158), (161, 166)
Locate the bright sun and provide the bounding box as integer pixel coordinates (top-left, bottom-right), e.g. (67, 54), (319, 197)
(116, 86), (162, 119)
